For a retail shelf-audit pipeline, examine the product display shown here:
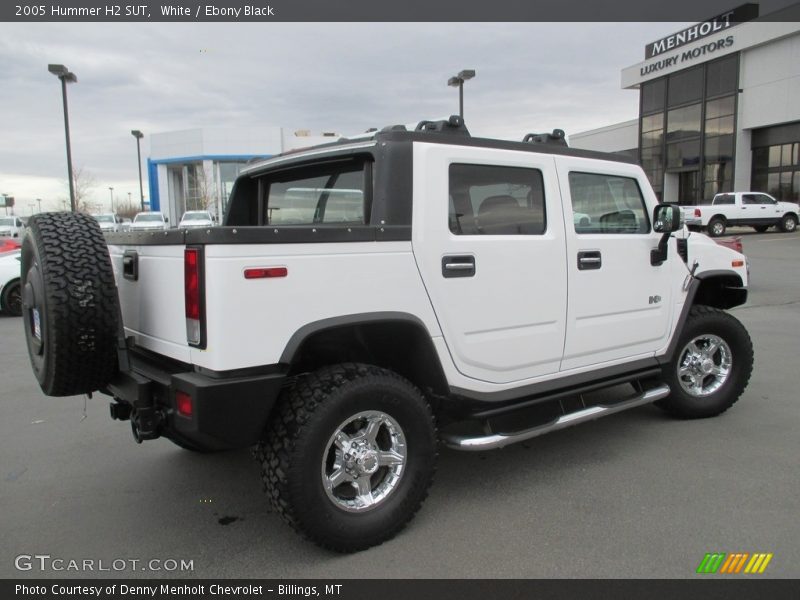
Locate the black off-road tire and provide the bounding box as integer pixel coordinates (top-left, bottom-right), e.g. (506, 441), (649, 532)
(255, 363), (437, 553)
(1, 279), (22, 316)
(707, 217), (726, 237)
(779, 214), (797, 233)
(752, 225), (770, 233)
(21, 212), (120, 396)
(659, 305), (753, 419)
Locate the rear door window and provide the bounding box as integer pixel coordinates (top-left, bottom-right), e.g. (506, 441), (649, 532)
(448, 164), (546, 235)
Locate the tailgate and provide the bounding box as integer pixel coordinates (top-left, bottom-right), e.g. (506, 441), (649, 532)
(108, 240), (192, 363)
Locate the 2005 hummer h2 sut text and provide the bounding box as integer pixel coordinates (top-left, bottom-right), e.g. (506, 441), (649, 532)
(21, 116), (753, 552)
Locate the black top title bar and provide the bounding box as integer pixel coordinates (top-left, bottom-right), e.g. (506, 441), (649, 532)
(3, 0), (800, 22)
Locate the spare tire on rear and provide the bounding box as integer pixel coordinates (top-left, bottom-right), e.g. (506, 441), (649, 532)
(21, 212), (120, 396)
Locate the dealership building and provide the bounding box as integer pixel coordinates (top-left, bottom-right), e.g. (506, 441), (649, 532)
(571, 3), (800, 205)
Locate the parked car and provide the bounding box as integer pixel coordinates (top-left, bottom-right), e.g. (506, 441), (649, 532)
(0, 250), (21, 316)
(0, 236), (21, 253)
(178, 210), (215, 229)
(0, 216), (25, 238)
(682, 192), (798, 236)
(129, 211), (169, 231)
(92, 213), (122, 232)
(715, 236), (743, 254)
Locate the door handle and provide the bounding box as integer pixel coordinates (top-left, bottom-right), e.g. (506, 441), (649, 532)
(442, 255), (475, 278)
(122, 250), (138, 281)
(577, 250), (602, 271)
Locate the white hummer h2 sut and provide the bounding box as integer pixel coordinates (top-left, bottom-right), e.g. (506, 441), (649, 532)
(21, 116), (753, 552)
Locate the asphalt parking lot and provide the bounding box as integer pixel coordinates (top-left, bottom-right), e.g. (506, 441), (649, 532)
(1, 229), (798, 579)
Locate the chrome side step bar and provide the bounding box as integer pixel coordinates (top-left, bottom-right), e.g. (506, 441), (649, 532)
(442, 384), (670, 451)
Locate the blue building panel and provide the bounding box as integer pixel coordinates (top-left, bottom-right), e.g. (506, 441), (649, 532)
(147, 158), (159, 211)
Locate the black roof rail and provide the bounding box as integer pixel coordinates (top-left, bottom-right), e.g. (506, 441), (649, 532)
(522, 129), (568, 147)
(415, 115), (470, 137)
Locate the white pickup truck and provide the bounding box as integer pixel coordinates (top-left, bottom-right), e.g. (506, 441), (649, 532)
(682, 191), (798, 237)
(20, 117), (754, 552)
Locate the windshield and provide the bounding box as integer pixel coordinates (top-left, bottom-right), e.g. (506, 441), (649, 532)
(182, 212), (211, 221)
(134, 213), (164, 223)
(0, 217), (14, 226)
(94, 215), (114, 223)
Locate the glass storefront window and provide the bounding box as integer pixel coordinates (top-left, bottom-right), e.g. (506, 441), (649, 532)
(704, 162), (732, 182)
(641, 113), (663, 133)
(639, 55), (740, 205)
(752, 147), (769, 171)
(667, 140), (701, 168)
(641, 146), (663, 164)
(705, 134), (734, 163)
(705, 96), (735, 119)
(768, 146), (782, 167)
(781, 144), (795, 167)
(705, 115), (734, 137)
(668, 66), (703, 107)
(780, 171), (792, 197)
(754, 143), (800, 202)
(667, 104), (702, 141)
(705, 54), (738, 98)
(767, 173), (780, 196)
(642, 129), (663, 146)
(642, 79), (666, 114)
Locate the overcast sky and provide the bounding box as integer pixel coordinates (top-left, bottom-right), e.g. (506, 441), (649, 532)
(0, 22), (686, 212)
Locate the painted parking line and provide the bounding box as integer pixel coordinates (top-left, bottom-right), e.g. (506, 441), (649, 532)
(751, 237), (800, 243)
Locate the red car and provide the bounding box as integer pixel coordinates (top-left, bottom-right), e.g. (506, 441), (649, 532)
(0, 237), (22, 254)
(714, 236), (743, 253)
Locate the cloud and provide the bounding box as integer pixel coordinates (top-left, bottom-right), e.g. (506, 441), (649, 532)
(0, 21), (672, 209)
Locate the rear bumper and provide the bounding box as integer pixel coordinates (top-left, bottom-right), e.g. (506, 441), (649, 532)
(105, 356), (286, 450)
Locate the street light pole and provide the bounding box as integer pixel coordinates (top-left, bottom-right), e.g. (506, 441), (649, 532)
(109, 186), (114, 212)
(37, 198), (42, 213)
(48, 64), (78, 212)
(131, 130), (145, 212)
(447, 69), (476, 120)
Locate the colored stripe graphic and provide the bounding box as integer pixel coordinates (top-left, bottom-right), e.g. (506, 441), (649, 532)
(697, 553), (726, 574)
(719, 553), (749, 573)
(698, 552), (774, 574)
(744, 553), (774, 574)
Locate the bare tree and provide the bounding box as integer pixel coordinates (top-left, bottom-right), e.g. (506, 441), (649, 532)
(114, 197), (139, 220)
(59, 167), (98, 213)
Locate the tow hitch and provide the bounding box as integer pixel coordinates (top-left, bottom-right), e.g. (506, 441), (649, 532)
(109, 402), (163, 443)
(130, 406), (163, 443)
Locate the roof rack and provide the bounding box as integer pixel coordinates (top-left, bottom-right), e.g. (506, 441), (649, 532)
(380, 115), (471, 137)
(522, 129), (568, 147)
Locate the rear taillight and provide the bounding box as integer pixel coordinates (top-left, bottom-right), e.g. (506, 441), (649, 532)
(175, 391), (193, 417)
(184, 247), (203, 346)
(694, 208), (701, 217)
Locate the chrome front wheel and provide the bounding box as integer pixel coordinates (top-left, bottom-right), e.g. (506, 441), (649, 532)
(677, 334), (732, 397)
(659, 305), (753, 419)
